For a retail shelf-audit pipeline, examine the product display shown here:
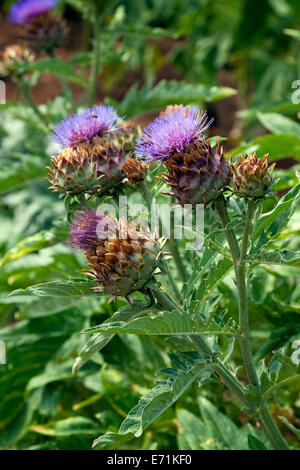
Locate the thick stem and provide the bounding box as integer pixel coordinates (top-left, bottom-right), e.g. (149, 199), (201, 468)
(240, 199), (255, 261)
(140, 180), (152, 213)
(215, 197), (259, 388)
(150, 287), (180, 312)
(141, 181), (187, 283)
(20, 80), (49, 130)
(215, 196), (289, 449)
(167, 237), (187, 283)
(190, 336), (253, 408)
(214, 197), (240, 260)
(259, 402), (290, 450)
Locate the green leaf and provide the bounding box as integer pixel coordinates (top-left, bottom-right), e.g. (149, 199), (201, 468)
(259, 351), (300, 400)
(229, 134), (300, 161)
(247, 250), (300, 266)
(31, 417), (101, 437)
(251, 184), (300, 250)
(284, 29), (300, 41)
(104, 24), (180, 39)
(238, 100), (300, 122)
(0, 220), (69, 267)
(198, 397), (249, 450)
(278, 416), (300, 437)
(16, 58), (89, 88)
(117, 352), (208, 438)
(0, 153), (46, 195)
(0, 310), (86, 443)
(257, 112), (300, 138)
(82, 309), (237, 337)
(247, 434), (268, 450)
(195, 258), (233, 308)
(107, 80), (236, 119)
(10, 278), (99, 297)
(73, 302), (159, 373)
(93, 431), (135, 449)
(176, 409), (216, 450)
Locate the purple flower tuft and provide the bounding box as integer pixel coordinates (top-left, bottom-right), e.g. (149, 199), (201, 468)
(9, 0), (57, 25)
(135, 105), (213, 162)
(69, 209), (117, 254)
(52, 104), (124, 149)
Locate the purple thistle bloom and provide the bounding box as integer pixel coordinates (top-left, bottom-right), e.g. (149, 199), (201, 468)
(135, 105), (213, 162)
(52, 104), (124, 149)
(9, 0), (57, 25)
(69, 209), (117, 254)
(69, 209), (100, 254)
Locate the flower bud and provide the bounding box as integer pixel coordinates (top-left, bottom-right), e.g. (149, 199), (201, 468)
(121, 157), (148, 183)
(47, 139), (127, 197)
(9, 0), (57, 25)
(161, 139), (229, 205)
(21, 12), (69, 54)
(0, 44), (35, 77)
(230, 153), (276, 198)
(70, 210), (164, 297)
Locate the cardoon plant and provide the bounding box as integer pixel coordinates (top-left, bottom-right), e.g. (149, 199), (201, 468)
(21, 101), (298, 450)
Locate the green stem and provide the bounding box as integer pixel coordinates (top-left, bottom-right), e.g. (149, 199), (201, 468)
(240, 199), (255, 261)
(167, 237), (187, 283)
(215, 196), (289, 449)
(20, 80), (49, 130)
(190, 336), (253, 408)
(215, 197), (259, 388)
(89, 0), (101, 107)
(140, 181), (187, 283)
(163, 261), (182, 302)
(140, 180), (152, 213)
(150, 287), (180, 313)
(214, 197), (240, 260)
(140, 181), (182, 300)
(259, 402), (289, 450)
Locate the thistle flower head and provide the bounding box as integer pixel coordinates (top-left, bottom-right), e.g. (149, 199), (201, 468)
(47, 140), (127, 196)
(121, 157), (148, 183)
(136, 105), (213, 162)
(69, 209), (116, 255)
(70, 210), (164, 297)
(21, 12), (69, 54)
(9, 0), (57, 25)
(52, 105), (124, 149)
(0, 44), (35, 77)
(230, 153), (276, 199)
(160, 139), (230, 205)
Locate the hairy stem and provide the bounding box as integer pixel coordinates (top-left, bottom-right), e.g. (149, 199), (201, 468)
(190, 335), (253, 408)
(215, 196), (289, 449)
(215, 196), (258, 387)
(141, 181), (187, 283)
(259, 402), (290, 450)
